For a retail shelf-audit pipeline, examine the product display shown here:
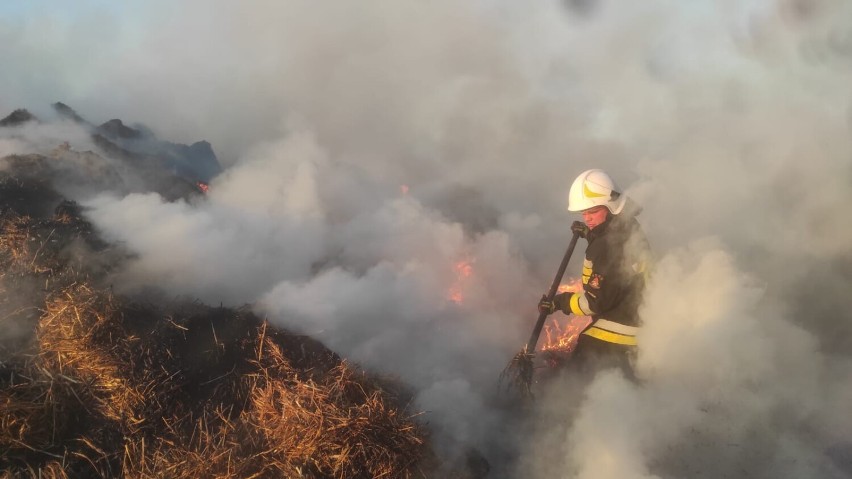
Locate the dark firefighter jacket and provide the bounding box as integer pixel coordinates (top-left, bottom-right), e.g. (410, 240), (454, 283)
(554, 203), (650, 346)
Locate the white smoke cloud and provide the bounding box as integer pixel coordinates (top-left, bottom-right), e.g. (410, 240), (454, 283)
(4, 0), (852, 475)
(0, 120), (96, 159)
(525, 240), (852, 478)
(85, 130), (331, 304)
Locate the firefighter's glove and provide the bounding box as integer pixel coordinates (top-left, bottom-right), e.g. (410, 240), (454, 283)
(538, 292), (570, 315)
(538, 295), (556, 315)
(571, 221), (589, 239)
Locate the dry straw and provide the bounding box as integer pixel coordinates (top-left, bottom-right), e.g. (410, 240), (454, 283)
(1, 200), (429, 477)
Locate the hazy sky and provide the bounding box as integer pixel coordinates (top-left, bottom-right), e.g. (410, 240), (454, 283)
(3, 1), (852, 477)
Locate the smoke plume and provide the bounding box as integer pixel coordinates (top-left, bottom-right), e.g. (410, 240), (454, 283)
(4, 0), (852, 476)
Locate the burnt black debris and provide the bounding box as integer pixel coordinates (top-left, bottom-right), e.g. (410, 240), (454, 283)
(0, 109), (37, 127)
(32, 102), (222, 184)
(88, 108), (223, 183)
(97, 118), (148, 140)
(52, 101), (87, 124)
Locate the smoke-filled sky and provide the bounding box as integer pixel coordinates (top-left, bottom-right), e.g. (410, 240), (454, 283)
(3, 0), (852, 477)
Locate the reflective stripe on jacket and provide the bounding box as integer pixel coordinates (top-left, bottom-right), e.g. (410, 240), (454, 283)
(559, 210), (651, 346)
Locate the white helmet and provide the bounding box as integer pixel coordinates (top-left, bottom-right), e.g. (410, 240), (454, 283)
(567, 169), (626, 214)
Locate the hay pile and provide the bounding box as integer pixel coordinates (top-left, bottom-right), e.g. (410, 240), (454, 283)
(3, 284), (427, 477)
(0, 163), (430, 478)
(1, 284), (426, 478)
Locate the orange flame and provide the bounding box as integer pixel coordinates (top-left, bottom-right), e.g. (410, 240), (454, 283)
(557, 278), (582, 294)
(196, 182), (209, 194)
(540, 278), (590, 353)
(540, 316), (591, 353)
(447, 259), (474, 304)
(455, 260), (473, 278)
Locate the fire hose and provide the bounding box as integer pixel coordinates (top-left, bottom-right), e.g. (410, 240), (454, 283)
(500, 230), (581, 397)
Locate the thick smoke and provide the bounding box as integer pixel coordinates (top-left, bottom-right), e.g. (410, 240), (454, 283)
(0, 120), (96, 159)
(4, 0), (852, 476)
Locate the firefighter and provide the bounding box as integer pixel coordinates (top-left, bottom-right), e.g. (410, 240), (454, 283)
(538, 169), (651, 379)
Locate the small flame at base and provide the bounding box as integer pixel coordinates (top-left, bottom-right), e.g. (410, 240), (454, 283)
(540, 316), (591, 353)
(540, 278), (590, 353)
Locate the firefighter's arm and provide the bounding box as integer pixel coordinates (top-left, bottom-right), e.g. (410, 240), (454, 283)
(548, 290), (598, 316)
(560, 259), (625, 317)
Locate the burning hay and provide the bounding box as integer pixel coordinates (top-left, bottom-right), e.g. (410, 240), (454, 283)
(37, 284), (149, 428)
(0, 199), (111, 287)
(499, 312), (591, 399)
(0, 280), (429, 478)
(0, 193), (115, 360)
(247, 334), (424, 478)
(0, 163), (431, 478)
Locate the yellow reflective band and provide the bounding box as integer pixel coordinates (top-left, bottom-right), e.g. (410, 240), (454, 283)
(582, 327), (638, 346)
(569, 294), (584, 316)
(583, 183), (607, 198)
(592, 319), (638, 335)
(577, 294), (593, 315)
(582, 275), (590, 284)
(583, 266), (592, 275)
